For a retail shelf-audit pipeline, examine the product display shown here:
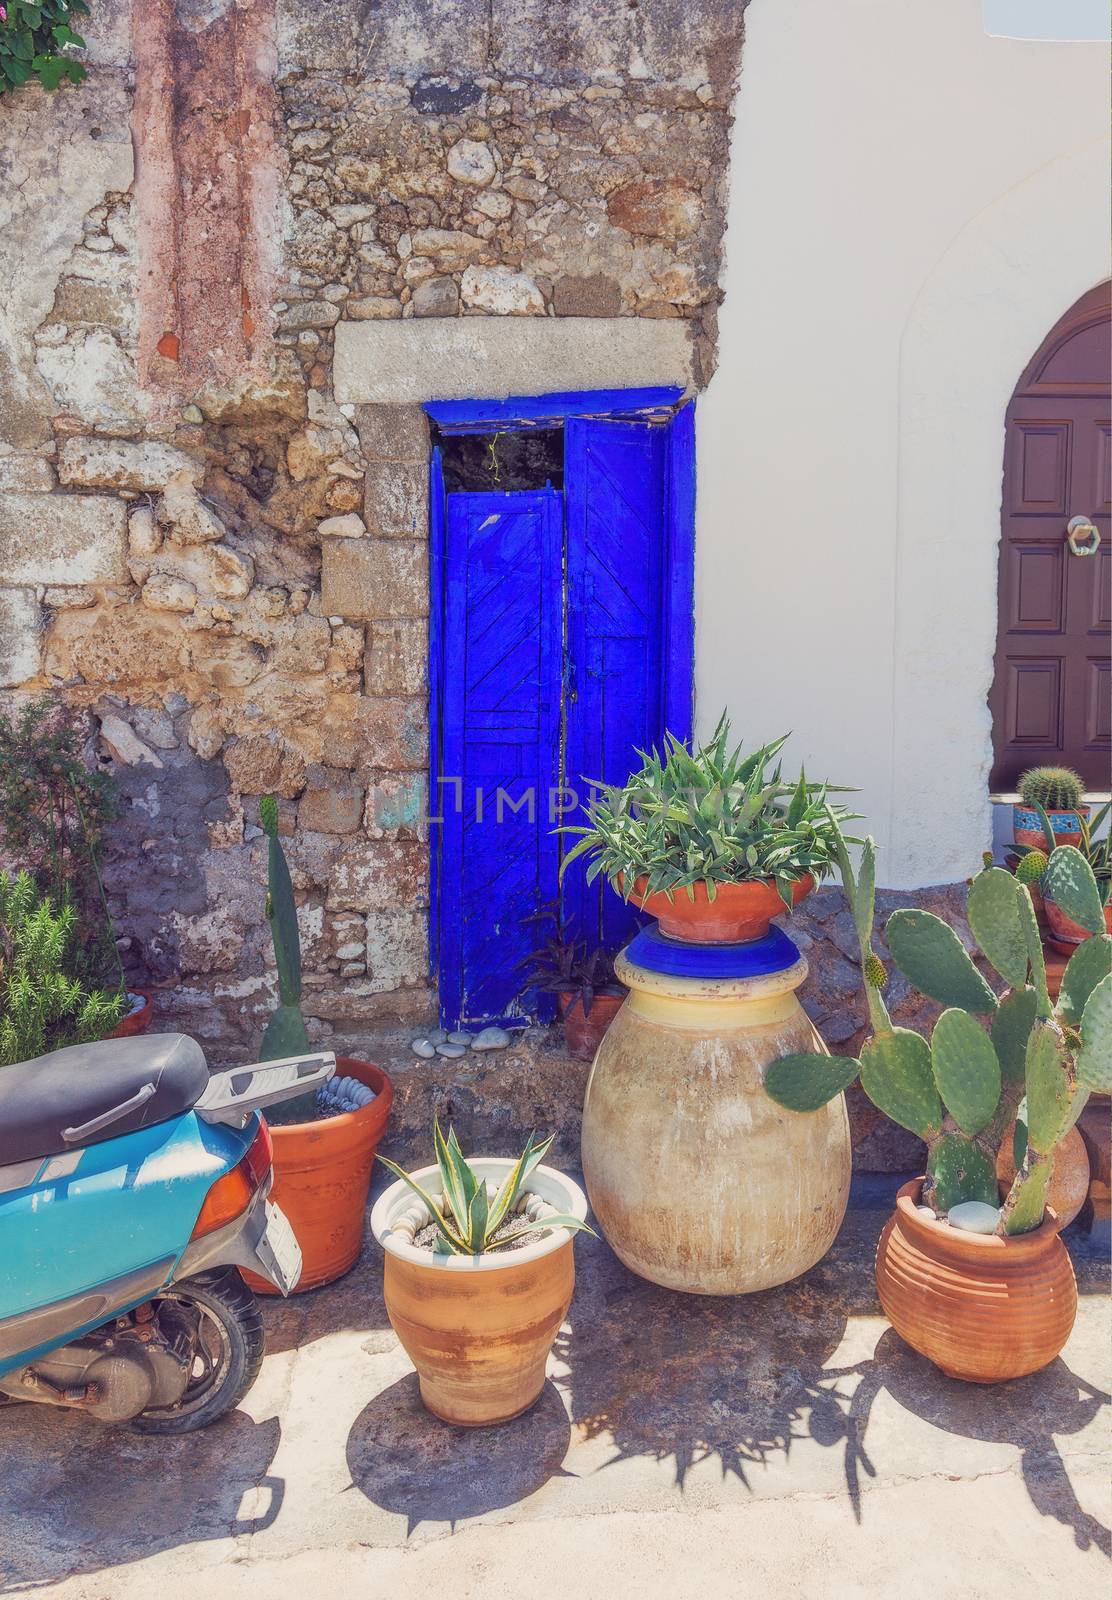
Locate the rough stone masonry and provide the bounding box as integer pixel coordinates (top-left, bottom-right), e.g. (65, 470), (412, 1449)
(0, 0), (749, 1062)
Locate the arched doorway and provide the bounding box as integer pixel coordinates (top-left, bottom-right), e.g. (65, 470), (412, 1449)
(989, 281), (1111, 790)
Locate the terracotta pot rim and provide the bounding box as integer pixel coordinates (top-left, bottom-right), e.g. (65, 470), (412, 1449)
(372, 1158), (588, 1273)
(623, 871), (815, 905)
(265, 1054), (393, 1142)
(895, 1177), (1062, 1252)
(558, 986), (627, 1009)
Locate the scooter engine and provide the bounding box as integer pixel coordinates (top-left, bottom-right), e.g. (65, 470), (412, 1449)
(0, 1301), (197, 1423)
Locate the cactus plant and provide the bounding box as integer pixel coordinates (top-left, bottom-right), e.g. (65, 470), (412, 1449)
(764, 821), (1110, 1235)
(1017, 766), (1085, 812)
(258, 794), (311, 1061)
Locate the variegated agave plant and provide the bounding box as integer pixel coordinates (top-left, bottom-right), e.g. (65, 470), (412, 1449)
(559, 715), (858, 911)
(377, 1121), (594, 1256)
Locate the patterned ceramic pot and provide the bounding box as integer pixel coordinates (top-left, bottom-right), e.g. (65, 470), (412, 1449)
(1012, 803), (1089, 851)
(875, 1178), (1076, 1383)
(372, 1159), (587, 1426)
(581, 925), (850, 1294)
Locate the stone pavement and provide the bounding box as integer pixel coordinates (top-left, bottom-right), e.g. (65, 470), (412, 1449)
(2, 1177), (1108, 1600)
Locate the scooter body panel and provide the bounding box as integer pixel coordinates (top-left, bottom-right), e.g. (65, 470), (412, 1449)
(0, 1111), (254, 1379)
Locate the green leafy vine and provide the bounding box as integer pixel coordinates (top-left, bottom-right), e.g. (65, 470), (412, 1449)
(0, 0), (89, 95)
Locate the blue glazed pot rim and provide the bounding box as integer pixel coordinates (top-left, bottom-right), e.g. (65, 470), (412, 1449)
(622, 922), (800, 979)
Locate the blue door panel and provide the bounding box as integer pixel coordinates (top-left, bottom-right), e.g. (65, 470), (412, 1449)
(563, 417), (669, 953)
(438, 489), (562, 1026)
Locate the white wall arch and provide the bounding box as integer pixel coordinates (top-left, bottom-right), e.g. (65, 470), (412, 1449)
(890, 138), (1111, 885)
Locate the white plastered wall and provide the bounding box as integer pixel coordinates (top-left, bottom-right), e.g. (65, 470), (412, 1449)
(696, 0), (1109, 887)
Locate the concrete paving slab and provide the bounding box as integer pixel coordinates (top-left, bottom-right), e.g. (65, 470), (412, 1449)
(1, 1182), (1107, 1599)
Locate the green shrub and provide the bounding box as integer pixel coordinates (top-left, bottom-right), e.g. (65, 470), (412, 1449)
(0, 871), (126, 1065)
(0, 1), (88, 94)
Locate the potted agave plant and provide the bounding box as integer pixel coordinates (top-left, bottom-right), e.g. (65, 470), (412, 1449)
(1012, 765), (1090, 850)
(371, 1122), (593, 1425)
(766, 829), (1111, 1383)
(243, 796), (393, 1294)
(559, 717), (855, 945)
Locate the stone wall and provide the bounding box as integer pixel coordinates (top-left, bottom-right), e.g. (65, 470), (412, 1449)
(0, 1), (748, 1062)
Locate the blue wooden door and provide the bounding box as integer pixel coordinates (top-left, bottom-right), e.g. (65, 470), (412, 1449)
(438, 487), (563, 1025)
(563, 416), (683, 952)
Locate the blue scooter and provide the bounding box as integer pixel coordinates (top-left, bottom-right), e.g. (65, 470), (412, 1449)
(0, 1032), (335, 1433)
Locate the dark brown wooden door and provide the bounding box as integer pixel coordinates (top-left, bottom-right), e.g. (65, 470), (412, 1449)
(990, 282), (1111, 790)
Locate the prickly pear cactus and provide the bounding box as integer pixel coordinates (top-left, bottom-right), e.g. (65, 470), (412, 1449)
(1058, 935), (1112, 1026)
(930, 1008), (1001, 1136)
(966, 867), (1029, 989)
(991, 987), (1038, 1082)
(859, 1028), (941, 1139)
(1015, 850), (1048, 885)
(1024, 1021), (1075, 1154)
(927, 1133), (998, 1212)
(886, 908), (998, 1013)
(1077, 973), (1112, 1093)
(1003, 1161), (1052, 1237)
(1043, 846), (1107, 936)
(764, 1052), (861, 1112)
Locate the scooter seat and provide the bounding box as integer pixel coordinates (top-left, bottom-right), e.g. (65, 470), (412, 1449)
(0, 1033), (210, 1167)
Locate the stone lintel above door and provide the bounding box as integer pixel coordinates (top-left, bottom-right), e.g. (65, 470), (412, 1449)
(333, 317), (696, 407)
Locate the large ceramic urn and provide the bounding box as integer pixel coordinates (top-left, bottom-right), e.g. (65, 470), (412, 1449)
(581, 924), (851, 1294)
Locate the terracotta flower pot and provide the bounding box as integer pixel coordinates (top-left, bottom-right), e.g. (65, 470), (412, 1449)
(875, 1178), (1076, 1383)
(245, 1056), (393, 1296)
(1012, 802), (1089, 851)
(1043, 895), (1112, 956)
(623, 872), (815, 944)
(558, 987), (625, 1061)
(371, 1158), (587, 1426)
(107, 989), (153, 1039)
(995, 1121), (1090, 1230)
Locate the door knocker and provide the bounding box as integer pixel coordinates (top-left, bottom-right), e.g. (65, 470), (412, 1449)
(1066, 515), (1101, 556)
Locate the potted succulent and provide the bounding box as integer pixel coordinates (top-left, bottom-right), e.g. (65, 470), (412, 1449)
(1026, 807), (1112, 953)
(560, 717), (856, 944)
(0, 870), (127, 1064)
(1012, 766), (1089, 850)
(517, 923), (626, 1060)
(371, 1122), (593, 1425)
(243, 795), (393, 1295)
(765, 830), (1111, 1383)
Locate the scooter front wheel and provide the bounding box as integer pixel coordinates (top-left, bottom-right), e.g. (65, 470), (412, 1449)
(132, 1268), (265, 1435)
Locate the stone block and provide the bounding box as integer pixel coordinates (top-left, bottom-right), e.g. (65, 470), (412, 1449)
(334, 317), (695, 405)
(44, 607), (187, 687)
(552, 275), (623, 318)
(355, 404), (430, 463)
(461, 266), (546, 316)
(365, 911), (429, 991)
(58, 437), (204, 492)
(411, 276), (461, 318)
(224, 733), (307, 798)
(365, 618), (427, 696)
(325, 840), (429, 912)
(0, 494), (127, 585)
(365, 772), (428, 840)
(276, 0), (490, 76)
(323, 696), (426, 771)
(607, 180), (702, 240)
(0, 588), (41, 686)
(364, 461), (428, 539)
(320, 538), (427, 622)
(0, 454), (55, 492)
(298, 771), (366, 835)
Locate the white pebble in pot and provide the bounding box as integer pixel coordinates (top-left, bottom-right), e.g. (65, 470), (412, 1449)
(947, 1201), (1001, 1234)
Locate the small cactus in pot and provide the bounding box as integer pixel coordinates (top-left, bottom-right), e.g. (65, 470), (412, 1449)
(1013, 765), (1089, 850)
